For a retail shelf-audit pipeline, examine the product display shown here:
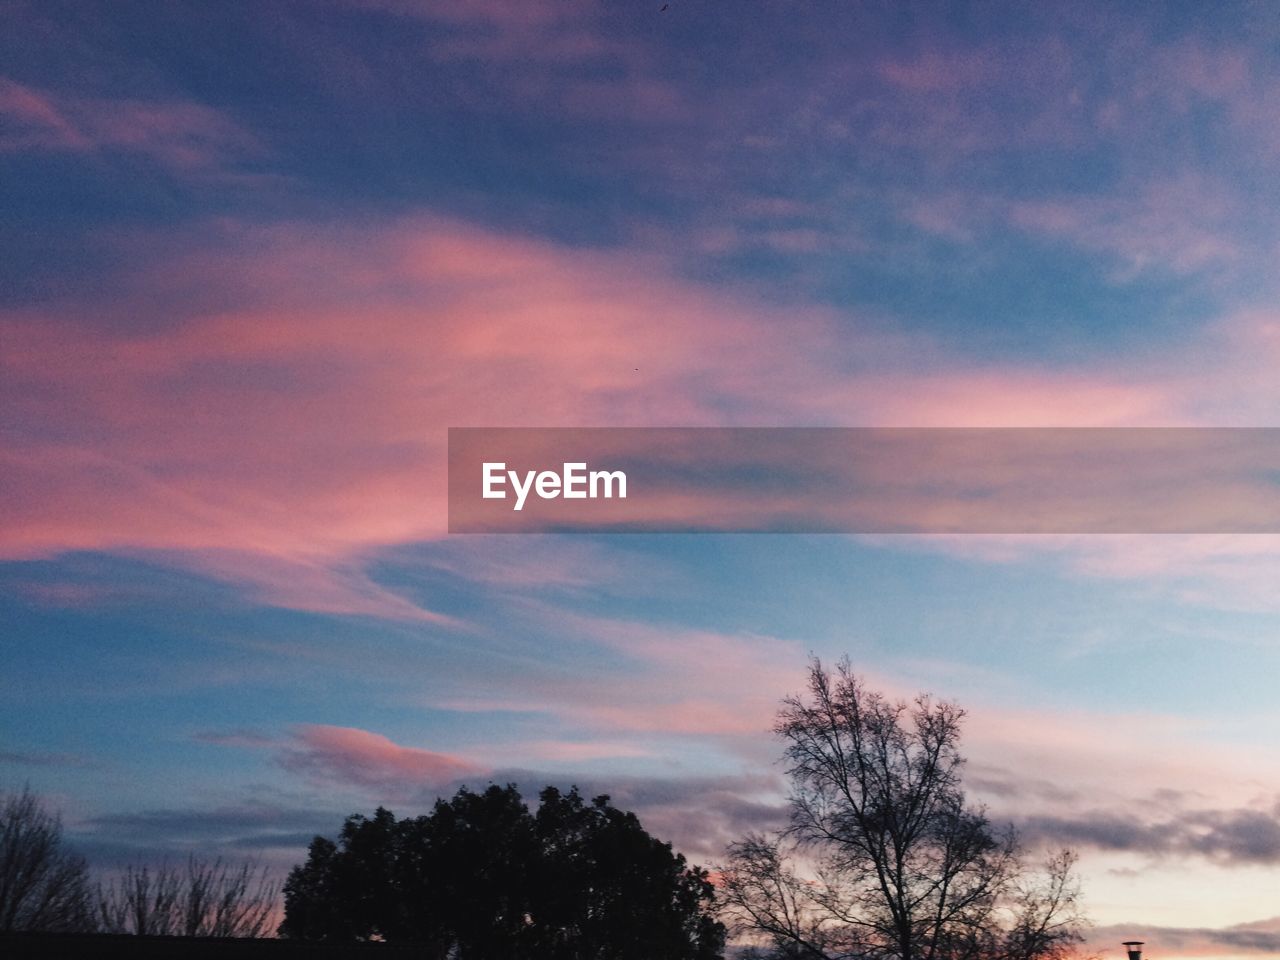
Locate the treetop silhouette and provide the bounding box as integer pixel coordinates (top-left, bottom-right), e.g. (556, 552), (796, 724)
(280, 782), (725, 959)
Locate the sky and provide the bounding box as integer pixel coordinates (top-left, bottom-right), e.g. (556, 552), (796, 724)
(3, 0), (1280, 956)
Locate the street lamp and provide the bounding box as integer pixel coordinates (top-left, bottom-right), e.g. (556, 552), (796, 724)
(1123, 941), (1145, 960)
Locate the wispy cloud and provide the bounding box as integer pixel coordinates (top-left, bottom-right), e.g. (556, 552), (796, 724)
(0, 214), (1220, 618)
(0, 749), (95, 768)
(278, 724), (483, 795)
(68, 799), (344, 872)
(0, 76), (264, 176)
(1016, 801), (1280, 866)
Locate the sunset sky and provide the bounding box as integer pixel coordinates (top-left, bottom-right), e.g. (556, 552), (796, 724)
(4, 2), (1280, 956)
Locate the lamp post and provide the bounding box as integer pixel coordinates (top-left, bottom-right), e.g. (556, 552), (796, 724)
(1123, 941), (1145, 960)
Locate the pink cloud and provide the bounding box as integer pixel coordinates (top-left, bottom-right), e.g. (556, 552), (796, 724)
(279, 724), (482, 792)
(0, 215), (1173, 613)
(930, 527), (1280, 618)
(427, 607), (811, 746)
(8, 214), (1280, 616)
(963, 705), (1280, 813)
(0, 77), (88, 149)
(170, 549), (462, 624)
(0, 76), (262, 173)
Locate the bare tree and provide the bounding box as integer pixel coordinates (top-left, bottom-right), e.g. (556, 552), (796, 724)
(97, 856), (279, 937)
(1003, 851), (1086, 960)
(189, 858), (278, 938)
(96, 863), (181, 936)
(720, 660), (1085, 960)
(0, 786), (93, 933)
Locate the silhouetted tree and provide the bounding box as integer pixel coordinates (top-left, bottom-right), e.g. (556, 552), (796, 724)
(0, 786), (93, 933)
(529, 786), (724, 960)
(281, 783), (725, 959)
(719, 660), (1085, 960)
(95, 856), (278, 937)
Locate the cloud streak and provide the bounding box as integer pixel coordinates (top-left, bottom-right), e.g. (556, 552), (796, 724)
(1016, 801), (1280, 866)
(0, 213), (1218, 618)
(278, 724), (482, 793)
(0, 76), (263, 175)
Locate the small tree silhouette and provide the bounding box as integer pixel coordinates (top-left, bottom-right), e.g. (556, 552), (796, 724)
(0, 785), (94, 933)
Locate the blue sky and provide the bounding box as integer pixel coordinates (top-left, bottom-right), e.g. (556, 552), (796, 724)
(4, 2), (1280, 956)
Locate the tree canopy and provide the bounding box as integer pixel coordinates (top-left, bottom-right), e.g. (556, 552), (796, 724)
(719, 659), (1086, 960)
(280, 783), (726, 960)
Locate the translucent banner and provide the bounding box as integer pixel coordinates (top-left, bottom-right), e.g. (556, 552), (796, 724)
(447, 428), (1280, 533)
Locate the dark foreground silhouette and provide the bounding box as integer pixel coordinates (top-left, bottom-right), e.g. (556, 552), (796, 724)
(281, 783), (725, 960)
(0, 931), (424, 959)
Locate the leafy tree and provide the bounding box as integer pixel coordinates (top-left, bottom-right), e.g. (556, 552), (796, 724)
(719, 660), (1085, 960)
(529, 786), (724, 960)
(0, 785), (94, 933)
(280, 783), (725, 959)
